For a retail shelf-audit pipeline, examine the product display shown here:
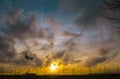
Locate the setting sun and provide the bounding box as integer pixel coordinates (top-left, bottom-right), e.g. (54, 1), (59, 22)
(50, 63), (59, 71)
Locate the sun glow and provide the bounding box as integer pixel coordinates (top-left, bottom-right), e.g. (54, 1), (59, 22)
(50, 62), (59, 71)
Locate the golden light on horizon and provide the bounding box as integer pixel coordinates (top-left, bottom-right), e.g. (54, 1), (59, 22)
(50, 62), (59, 71)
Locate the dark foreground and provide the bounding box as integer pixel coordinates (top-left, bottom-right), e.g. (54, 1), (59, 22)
(0, 74), (120, 79)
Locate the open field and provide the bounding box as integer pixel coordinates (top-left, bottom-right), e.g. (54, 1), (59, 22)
(0, 73), (120, 79)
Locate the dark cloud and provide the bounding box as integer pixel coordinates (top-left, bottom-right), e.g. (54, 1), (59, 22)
(85, 56), (107, 67)
(34, 58), (43, 67)
(36, 28), (54, 43)
(62, 31), (81, 38)
(99, 46), (113, 56)
(44, 50), (80, 66)
(59, 0), (102, 12)
(109, 52), (119, 60)
(62, 54), (71, 64)
(1, 10), (38, 38)
(59, 0), (80, 12)
(13, 57), (43, 67)
(74, 7), (102, 28)
(61, 30), (84, 52)
(44, 52), (65, 66)
(45, 52), (63, 66)
(53, 51), (65, 59)
(0, 36), (16, 63)
(0, 9), (55, 67)
(40, 44), (53, 50)
(55, 50), (81, 65)
(12, 56), (28, 66)
(85, 47), (119, 67)
(0, 9), (43, 67)
(13, 49), (43, 67)
(60, 0), (104, 28)
(1, 9), (54, 41)
(5, 9), (24, 24)
(45, 54), (52, 66)
(52, 51), (71, 65)
(58, 0), (106, 38)
(63, 39), (76, 52)
(73, 60), (81, 64)
(47, 16), (61, 31)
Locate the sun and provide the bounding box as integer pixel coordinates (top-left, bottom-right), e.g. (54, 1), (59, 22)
(50, 62), (58, 71)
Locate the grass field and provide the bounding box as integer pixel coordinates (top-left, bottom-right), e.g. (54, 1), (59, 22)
(0, 73), (120, 79)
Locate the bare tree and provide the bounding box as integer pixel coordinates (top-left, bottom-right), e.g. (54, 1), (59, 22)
(103, 0), (120, 32)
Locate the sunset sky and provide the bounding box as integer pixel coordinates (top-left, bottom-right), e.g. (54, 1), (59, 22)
(0, 0), (120, 74)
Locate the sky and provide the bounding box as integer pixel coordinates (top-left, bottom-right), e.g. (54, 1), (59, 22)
(0, 0), (120, 74)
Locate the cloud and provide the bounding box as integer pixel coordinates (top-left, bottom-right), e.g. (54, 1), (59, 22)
(44, 50), (80, 66)
(73, 60), (81, 64)
(0, 37), (43, 67)
(62, 53), (71, 64)
(0, 0), (119, 68)
(2, 8), (57, 40)
(74, 8), (102, 28)
(0, 9), (48, 67)
(62, 31), (81, 38)
(63, 39), (76, 52)
(99, 46), (112, 55)
(0, 36), (16, 63)
(59, 0), (104, 27)
(43, 51), (66, 66)
(84, 46), (119, 67)
(53, 51), (65, 59)
(1, 10), (38, 38)
(59, 0), (84, 12)
(13, 49), (43, 67)
(47, 16), (61, 31)
(5, 9), (24, 24)
(36, 28), (54, 43)
(62, 0), (104, 34)
(85, 56), (107, 67)
(61, 30), (84, 52)
(44, 54), (52, 66)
